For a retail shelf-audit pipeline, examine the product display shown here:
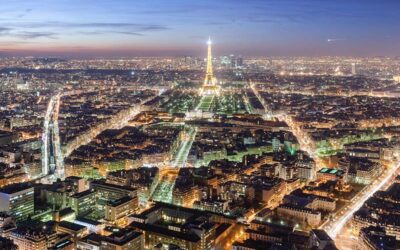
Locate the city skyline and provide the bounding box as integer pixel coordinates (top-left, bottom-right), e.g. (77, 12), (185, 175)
(1, 2), (400, 250)
(1, 0), (400, 58)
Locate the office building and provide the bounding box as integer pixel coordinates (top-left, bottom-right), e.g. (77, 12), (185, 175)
(105, 196), (138, 225)
(91, 180), (138, 205)
(129, 203), (217, 250)
(0, 183), (34, 221)
(101, 228), (143, 250)
(69, 190), (96, 216)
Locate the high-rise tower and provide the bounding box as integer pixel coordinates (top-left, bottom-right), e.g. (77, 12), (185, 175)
(204, 37), (214, 85)
(200, 37), (219, 96)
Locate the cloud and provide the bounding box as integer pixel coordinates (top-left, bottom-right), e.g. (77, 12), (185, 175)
(114, 31), (144, 36)
(6, 21), (168, 32)
(15, 31), (57, 39)
(0, 20), (169, 44)
(64, 22), (168, 31)
(0, 27), (57, 40)
(0, 21), (169, 39)
(77, 30), (144, 36)
(0, 27), (13, 34)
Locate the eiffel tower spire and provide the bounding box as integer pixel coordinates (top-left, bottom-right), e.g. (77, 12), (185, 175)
(205, 37), (213, 84)
(200, 37), (219, 96)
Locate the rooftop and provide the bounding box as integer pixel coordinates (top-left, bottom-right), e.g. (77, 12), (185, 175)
(58, 221), (86, 232)
(0, 183), (33, 195)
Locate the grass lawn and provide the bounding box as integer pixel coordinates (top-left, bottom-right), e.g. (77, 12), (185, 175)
(197, 95), (214, 111)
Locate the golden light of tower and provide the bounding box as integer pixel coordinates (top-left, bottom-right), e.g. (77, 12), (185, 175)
(200, 37), (220, 96)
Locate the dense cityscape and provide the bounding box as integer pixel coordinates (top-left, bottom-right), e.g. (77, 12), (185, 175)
(1, 1), (400, 250)
(1, 38), (400, 250)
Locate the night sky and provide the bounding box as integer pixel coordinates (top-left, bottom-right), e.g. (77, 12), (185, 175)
(1, 0), (399, 57)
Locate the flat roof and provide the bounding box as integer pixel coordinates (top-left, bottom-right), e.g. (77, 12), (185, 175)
(130, 221), (200, 242)
(50, 239), (74, 250)
(70, 189), (95, 199)
(59, 221), (86, 232)
(0, 183), (33, 195)
(91, 180), (136, 192)
(102, 229), (142, 246)
(79, 233), (103, 245)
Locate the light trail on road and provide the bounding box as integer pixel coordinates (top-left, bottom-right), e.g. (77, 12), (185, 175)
(325, 162), (400, 239)
(41, 94), (58, 178)
(172, 126), (197, 167)
(52, 94), (64, 179)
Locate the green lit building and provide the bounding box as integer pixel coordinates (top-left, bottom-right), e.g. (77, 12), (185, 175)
(91, 180), (138, 205)
(0, 183), (34, 221)
(69, 190), (96, 216)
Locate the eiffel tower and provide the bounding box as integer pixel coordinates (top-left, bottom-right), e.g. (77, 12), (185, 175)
(200, 37), (219, 96)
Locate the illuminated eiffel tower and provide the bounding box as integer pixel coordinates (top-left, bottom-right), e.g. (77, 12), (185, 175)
(200, 37), (219, 96)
